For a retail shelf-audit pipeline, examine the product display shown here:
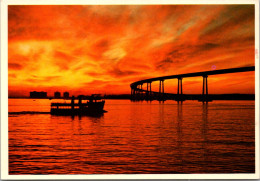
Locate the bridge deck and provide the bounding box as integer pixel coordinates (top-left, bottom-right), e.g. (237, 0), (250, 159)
(131, 66), (255, 88)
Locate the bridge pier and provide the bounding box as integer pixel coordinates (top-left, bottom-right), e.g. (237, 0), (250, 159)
(145, 82), (152, 100)
(177, 78), (183, 95)
(202, 75), (208, 96)
(199, 75), (212, 102)
(140, 84), (144, 100)
(159, 80), (165, 101)
(137, 84), (144, 100)
(176, 78), (185, 102)
(146, 82), (149, 95)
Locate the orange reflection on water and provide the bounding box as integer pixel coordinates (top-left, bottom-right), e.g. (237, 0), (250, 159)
(9, 99), (255, 174)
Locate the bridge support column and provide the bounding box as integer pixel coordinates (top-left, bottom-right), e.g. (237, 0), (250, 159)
(146, 82), (152, 100)
(202, 75), (208, 96)
(137, 85), (141, 100)
(146, 82), (148, 95)
(146, 83), (148, 100)
(159, 80), (164, 101)
(201, 75), (211, 102)
(177, 78), (183, 95)
(149, 82), (152, 96)
(140, 83), (143, 100)
(176, 78), (184, 102)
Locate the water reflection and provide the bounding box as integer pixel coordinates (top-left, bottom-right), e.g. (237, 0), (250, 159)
(8, 99), (255, 174)
(51, 113), (104, 120)
(202, 102), (208, 171)
(50, 113), (104, 137)
(175, 102), (210, 172)
(177, 102), (183, 166)
(158, 101), (165, 123)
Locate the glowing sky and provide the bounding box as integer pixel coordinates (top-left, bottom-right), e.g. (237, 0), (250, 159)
(8, 5), (255, 97)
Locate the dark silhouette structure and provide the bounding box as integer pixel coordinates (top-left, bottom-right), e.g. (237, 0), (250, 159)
(130, 66), (255, 102)
(50, 95), (105, 115)
(63, 92), (69, 98)
(54, 91), (61, 98)
(30, 91), (47, 98)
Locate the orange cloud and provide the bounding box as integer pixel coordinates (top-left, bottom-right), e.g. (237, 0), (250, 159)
(8, 5), (255, 97)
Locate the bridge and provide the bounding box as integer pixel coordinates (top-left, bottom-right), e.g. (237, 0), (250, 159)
(130, 66), (255, 102)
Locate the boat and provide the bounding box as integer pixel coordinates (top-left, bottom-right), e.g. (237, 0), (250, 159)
(50, 94), (105, 115)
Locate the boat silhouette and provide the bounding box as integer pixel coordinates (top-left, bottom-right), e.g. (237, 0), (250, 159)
(50, 94), (105, 115)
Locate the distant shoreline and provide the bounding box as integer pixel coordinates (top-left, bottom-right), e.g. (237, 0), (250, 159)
(8, 94), (255, 100)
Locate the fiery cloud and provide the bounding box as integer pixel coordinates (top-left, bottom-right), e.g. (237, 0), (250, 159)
(8, 5), (255, 97)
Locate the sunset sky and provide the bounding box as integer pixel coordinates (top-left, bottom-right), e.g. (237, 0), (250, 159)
(8, 5), (255, 97)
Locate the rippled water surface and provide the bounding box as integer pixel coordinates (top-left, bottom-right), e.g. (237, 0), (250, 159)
(8, 99), (255, 174)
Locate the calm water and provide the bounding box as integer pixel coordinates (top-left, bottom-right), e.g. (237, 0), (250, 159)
(8, 99), (255, 174)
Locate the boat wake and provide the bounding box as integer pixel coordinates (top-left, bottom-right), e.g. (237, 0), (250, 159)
(8, 110), (107, 116)
(9, 111), (51, 115)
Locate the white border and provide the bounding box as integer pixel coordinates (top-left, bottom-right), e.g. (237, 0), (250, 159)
(1, 0), (9, 180)
(3, 0), (259, 5)
(1, 0), (259, 180)
(255, 0), (260, 178)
